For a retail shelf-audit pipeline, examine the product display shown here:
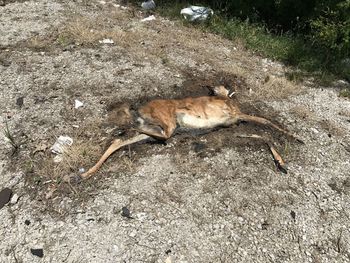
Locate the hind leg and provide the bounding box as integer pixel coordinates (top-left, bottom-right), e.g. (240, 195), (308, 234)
(236, 134), (287, 174)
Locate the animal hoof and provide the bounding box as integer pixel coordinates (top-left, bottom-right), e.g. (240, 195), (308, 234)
(80, 171), (92, 180)
(71, 174), (83, 184)
(274, 160), (288, 174)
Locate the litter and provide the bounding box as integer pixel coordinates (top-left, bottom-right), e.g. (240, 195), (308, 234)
(141, 0), (155, 10)
(53, 155), (63, 163)
(99, 39), (114, 44)
(180, 6), (214, 22)
(141, 15), (156, 22)
(50, 136), (73, 155)
(74, 99), (83, 109)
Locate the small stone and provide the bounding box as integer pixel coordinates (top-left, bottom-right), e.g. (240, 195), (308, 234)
(129, 230), (137, 237)
(0, 188), (12, 209)
(30, 248), (44, 258)
(290, 210), (296, 221)
(10, 193), (19, 204)
(310, 128), (319, 134)
(16, 97), (24, 108)
(121, 206), (133, 219)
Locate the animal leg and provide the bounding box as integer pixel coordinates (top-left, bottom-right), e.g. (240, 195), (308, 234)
(133, 124), (168, 140)
(237, 113), (303, 143)
(136, 119), (177, 140)
(81, 134), (151, 179)
(236, 134), (287, 174)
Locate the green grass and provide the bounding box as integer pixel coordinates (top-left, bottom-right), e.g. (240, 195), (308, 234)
(339, 88), (350, 98)
(156, 1), (349, 83)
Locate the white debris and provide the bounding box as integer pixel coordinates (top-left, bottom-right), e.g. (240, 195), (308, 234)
(10, 193), (19, 204)
(99, 38), (114, 44)
(79, 167), (85, 173)
(53, 155), (63, 163)
(98, 0), (106, 4)
(74, 99), (84, 109)
(50, 136), (73, 155)
(141, 15), (156, 22)
(180, 6), (214, 22)
(141, 0), (155, 10)
(310, 128), (319, 134)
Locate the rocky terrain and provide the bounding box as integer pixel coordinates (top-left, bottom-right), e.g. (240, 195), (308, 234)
(1, 0), (350, 262)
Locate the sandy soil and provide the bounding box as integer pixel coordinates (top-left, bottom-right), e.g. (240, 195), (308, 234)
(1, 0), (350, 262)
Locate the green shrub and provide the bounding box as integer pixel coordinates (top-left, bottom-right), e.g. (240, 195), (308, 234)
(310, 0), (350, 58)
(156, 0), (349, 79)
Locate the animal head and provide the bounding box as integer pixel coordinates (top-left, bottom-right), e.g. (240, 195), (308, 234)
(206, 85), (235, 98)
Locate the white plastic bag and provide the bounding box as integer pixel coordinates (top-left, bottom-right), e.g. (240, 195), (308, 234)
(180, 6), (214, 22)
(141, 0), (155, 10)
(50, 136), (73, 155)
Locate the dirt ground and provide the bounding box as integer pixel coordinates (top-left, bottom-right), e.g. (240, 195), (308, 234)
(1, 0), (350, 262)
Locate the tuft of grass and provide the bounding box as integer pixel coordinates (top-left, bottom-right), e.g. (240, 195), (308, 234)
(254, 75), (302, 100)
(56, 14), (132, 47)
(34, 139), (102, 182)
(339, 88), (350, 98)
(3, 119), (19, 155)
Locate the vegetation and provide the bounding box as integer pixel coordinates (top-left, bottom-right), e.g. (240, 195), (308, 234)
(3, 119), (19, 155)
(154, 0), (350, 81)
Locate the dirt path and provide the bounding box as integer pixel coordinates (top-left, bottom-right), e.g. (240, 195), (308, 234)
(1, 0), (350, 262)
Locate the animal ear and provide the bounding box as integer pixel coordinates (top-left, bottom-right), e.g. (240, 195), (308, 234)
(203, 85), (215, 96)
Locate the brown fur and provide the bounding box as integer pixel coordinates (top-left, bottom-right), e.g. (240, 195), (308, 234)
(81, 86), (301, 178)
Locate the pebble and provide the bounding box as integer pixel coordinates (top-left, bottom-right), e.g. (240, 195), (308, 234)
(0, 188), (12, 209)
(30, 248), (44, 258)
(10, 193), (19, 204)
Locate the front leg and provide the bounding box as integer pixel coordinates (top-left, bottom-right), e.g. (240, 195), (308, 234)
(81, 134), (151, 179)
(136, 121), (176, 140)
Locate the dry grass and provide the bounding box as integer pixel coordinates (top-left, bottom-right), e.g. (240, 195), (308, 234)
(57, 11), (140, 47)
(319, 119), (346, 137)
(26, 35), (53, 50)
(289, 105), (315, 120)
(253, 75), (302, 100)
(35, 139), (102, 181)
